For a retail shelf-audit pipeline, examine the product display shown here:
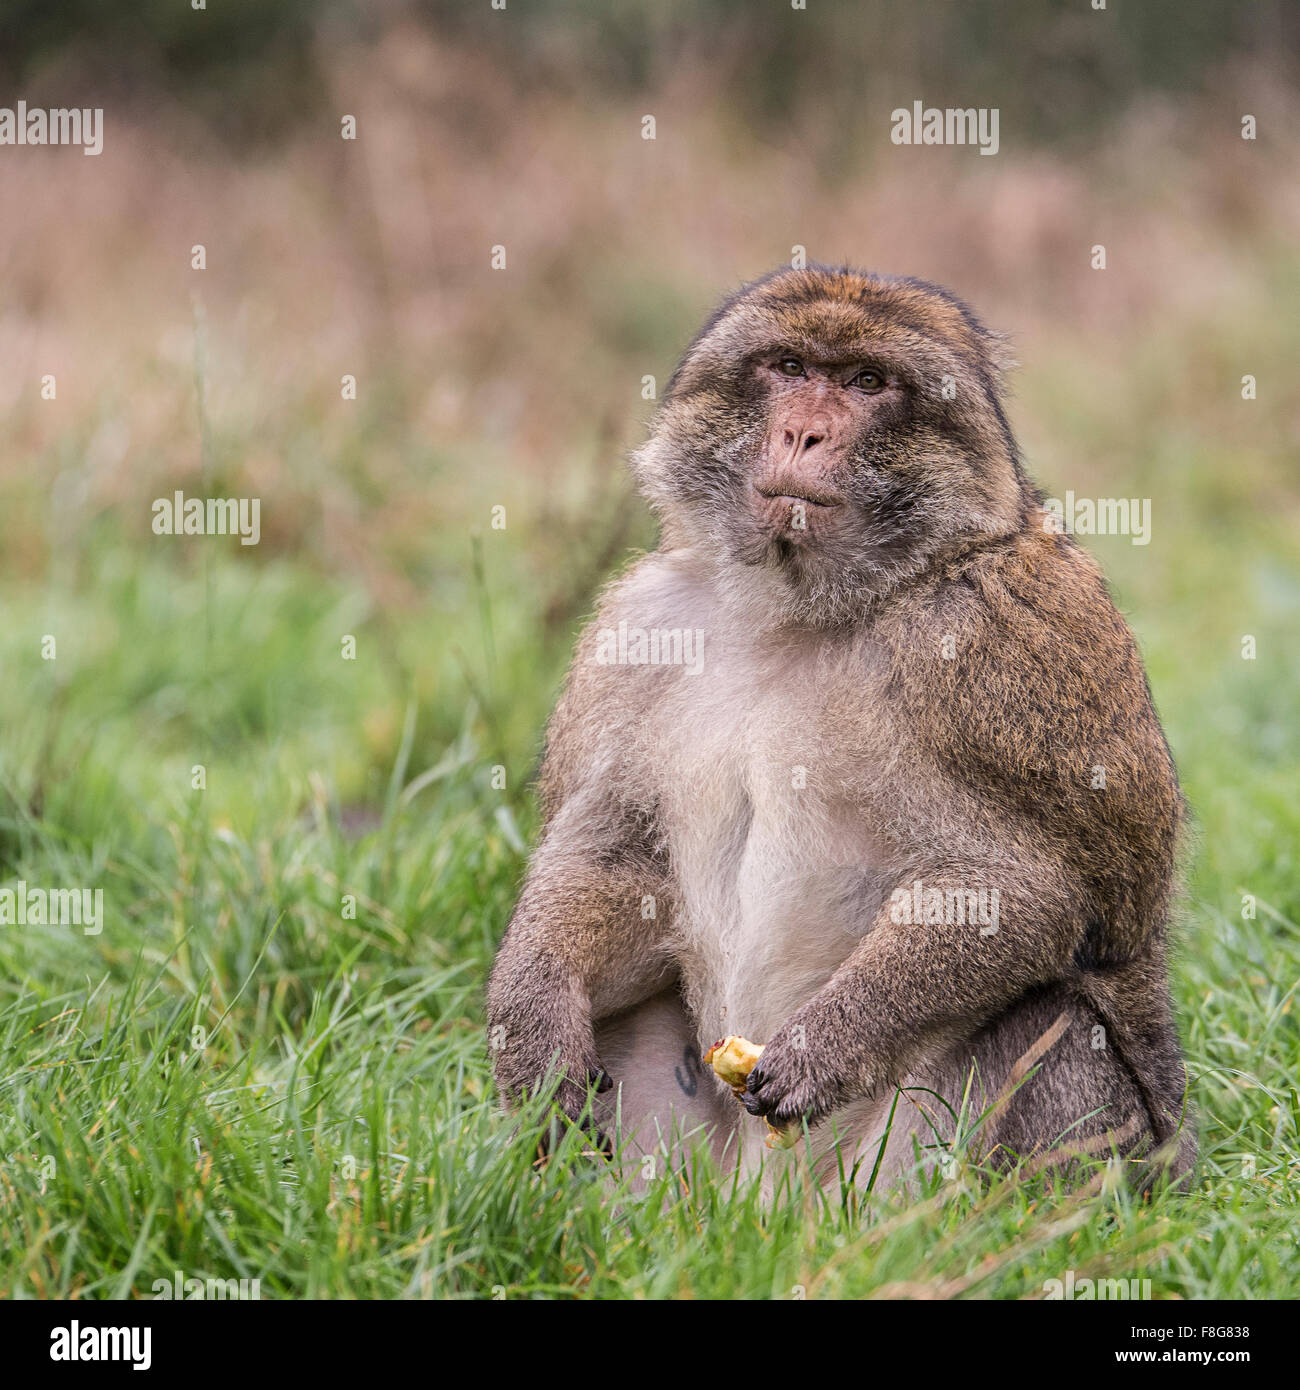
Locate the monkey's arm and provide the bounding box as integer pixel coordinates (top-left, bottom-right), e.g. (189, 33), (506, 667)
(743, 857), (1078, 1129)
(487, 796), (675, 1119)
(487, 596), (675, 1122)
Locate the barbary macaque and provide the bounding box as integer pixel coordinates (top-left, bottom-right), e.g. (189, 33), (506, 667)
(488, 265), (1194, 1191)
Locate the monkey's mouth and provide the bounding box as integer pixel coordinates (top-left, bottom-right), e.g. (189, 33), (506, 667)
(754, 482), (844, 509)
(752, 482), (843, 543)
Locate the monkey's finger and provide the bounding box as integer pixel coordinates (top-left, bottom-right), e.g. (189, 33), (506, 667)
(567, 1110), (614, 1157)
(741, 1090), (773, 1117)
(534, 1113), (613, 1162)
(586, 1125), (614, 1159)
(570, 1115), (614, 1159)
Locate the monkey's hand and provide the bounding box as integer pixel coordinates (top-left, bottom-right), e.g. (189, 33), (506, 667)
(705, 1037), (799, 1148)
(539, 1065), (616, 1160)
(487, 994), (615, 1157)
(498, 1047), (615, 1160)
(740, 1015), (876, 1135)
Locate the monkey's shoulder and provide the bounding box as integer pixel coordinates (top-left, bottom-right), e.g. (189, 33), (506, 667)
(536, 554), (707, 817)
(884, 531), (1178, 814)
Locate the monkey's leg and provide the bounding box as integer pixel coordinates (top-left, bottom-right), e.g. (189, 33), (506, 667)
(925, 983), (1192, 1189)
(593, 988), (735, 1179)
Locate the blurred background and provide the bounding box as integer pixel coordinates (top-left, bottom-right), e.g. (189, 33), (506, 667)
(2, 0), (1297, 830)
(1, 0), (1296, 796)
(0, 0), (1296, 1297)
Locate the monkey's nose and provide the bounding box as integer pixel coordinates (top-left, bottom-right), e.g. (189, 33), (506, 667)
(783, 428), (826, 453)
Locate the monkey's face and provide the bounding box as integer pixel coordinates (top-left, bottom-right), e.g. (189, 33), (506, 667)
(634, 267), (1028, 621)
(746, 351), (903, 554)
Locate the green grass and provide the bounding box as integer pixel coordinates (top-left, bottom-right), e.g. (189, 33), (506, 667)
(0, 521), (1296, 1300)
(1, 296), (1297, 1299)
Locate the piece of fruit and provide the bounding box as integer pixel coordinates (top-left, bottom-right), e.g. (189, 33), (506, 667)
(703, 1035), (764, 1095)
(702, 1035), (799, 1150)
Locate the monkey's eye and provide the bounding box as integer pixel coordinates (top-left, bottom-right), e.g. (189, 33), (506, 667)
(851, 369), (887, 393)
(776, 357), (805, 377)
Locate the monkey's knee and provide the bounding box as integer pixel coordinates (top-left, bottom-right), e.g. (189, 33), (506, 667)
(956, 987), (1168, 1181)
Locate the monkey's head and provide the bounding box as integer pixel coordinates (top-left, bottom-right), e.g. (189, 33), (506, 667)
(634, 265), (1033, 623)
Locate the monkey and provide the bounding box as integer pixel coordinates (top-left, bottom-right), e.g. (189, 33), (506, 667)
(487, 264), (1195, 1194)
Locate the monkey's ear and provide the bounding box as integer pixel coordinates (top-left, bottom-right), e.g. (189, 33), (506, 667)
(981, 329), (1019, 379)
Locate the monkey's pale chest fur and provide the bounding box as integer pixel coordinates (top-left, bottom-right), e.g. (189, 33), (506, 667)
(624, 558), (898, 1045)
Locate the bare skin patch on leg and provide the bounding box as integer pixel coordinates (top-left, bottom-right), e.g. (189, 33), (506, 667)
(593, 989), (734, 1177)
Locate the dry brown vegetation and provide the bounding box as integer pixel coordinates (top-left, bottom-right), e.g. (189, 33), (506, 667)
(3, 27), (1296, 614)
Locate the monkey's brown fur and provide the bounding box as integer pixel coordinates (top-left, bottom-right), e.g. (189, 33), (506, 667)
(488, 266), (1194, 1191)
